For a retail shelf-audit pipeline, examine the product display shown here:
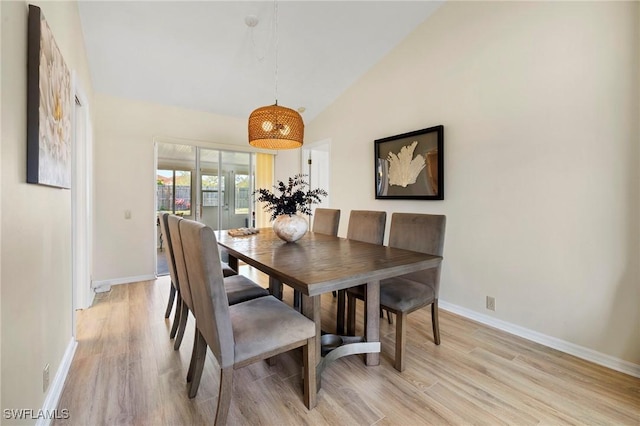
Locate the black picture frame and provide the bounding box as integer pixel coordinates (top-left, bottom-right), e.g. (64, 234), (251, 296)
(374, 125), (444, 200)
(27, 4), (72, 189)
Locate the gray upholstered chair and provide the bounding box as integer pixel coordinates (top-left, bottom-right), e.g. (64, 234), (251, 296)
(346, 213), (446, 372)
(179, 218), (317, 423)
(335, 210), (386, 335)
(312, 208), (341, 236)
(160, 213), (237, 341)
(168, 215), (199, 350)
(168, 215), (268, 350)
(158, 213), (181, 338)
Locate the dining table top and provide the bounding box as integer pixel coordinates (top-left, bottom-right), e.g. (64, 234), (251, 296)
(215, 228), (442, 297)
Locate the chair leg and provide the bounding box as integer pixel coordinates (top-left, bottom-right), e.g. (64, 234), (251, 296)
(169, 292), (182, 339)
(214, 367), (234, 425)
(432, 300), (441, 345)
(394, 312), (407, 372)
(346, 294), (356, 336)
(303, 337), (317, 409)
(188, 331), (208, 398)
(186, 325), (202, 383)
(379, 307), (393, 324)
(165, 284), (176, 318)
(336, 290), (346, 335)
(174, 301), (189, 350)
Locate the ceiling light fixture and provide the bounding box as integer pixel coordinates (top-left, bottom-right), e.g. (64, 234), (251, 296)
(248, 0), (304, 150)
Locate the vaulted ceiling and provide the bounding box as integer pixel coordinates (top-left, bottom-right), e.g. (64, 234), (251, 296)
(78, 1), (442, 123)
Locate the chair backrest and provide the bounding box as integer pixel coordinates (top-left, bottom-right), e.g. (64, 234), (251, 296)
(167, 215), (194, 310)
(312, 208), (340, 236)
(158, 213), (179, 287)
(388, 213), (446, 293)
(179, 218), (235, 369)
(346, 210), (387, 245)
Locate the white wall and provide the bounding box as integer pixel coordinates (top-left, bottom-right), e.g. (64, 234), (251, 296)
(92, 94), (249, 283)
(1, 0), (94, 417)
(272, 149), (300, 186)
(0, 0), (3, 414)
(303, 1), (639, 366)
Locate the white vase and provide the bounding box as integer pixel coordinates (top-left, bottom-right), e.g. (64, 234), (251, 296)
(272, 214), (308, 243)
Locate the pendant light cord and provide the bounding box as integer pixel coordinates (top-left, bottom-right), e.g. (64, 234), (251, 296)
(274, 0), (279, 105)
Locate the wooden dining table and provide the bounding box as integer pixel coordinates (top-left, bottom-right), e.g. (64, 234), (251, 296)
(216, 228), (442, 384)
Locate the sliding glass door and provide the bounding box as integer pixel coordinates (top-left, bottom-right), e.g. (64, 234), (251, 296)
(199, 149), (252, 231)
(156, 142), (273, 275)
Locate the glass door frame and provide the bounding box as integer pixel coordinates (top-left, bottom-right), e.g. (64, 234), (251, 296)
(155, 137), (276, 274)
(196, 149), (255, 232)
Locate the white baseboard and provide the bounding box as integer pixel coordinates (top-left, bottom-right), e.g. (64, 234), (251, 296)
(439, 301), (640, 379)
(91, 274), (156, 293)
(36, 338), (77, 426)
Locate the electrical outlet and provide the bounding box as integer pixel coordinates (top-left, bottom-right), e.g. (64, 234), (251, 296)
(43, 364), (50, 393)
(486, 296), (496, 311)
(124, 210), (132, 219)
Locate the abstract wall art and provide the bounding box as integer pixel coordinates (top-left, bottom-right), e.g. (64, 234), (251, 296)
(27, 4), (72, 189)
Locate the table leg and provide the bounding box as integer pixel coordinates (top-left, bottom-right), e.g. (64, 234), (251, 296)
(336, 290), (345, 335)
(269, 277), (283, 300)
(227, 255), (238, 273)
(301, 294), (322, 389)
(365, 280), (380, 366)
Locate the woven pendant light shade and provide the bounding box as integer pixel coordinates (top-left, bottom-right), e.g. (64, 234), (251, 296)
(248, 103), (304, 149)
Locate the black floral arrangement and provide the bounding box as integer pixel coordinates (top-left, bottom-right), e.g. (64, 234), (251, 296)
(254, 174), (328, 221)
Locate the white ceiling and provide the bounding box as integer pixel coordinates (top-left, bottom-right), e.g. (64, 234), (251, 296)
(78, 1), (442, 123)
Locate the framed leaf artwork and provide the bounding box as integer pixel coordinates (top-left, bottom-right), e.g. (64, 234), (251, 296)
(374, 125), (443, 200)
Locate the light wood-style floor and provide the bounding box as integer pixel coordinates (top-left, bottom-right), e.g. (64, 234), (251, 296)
(55, 268), (639, 425)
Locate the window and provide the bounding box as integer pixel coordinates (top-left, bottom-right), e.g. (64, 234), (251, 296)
(235, 174), (250, 214)
(157, 169), (192, 215)
(202, 174), (224, 207)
